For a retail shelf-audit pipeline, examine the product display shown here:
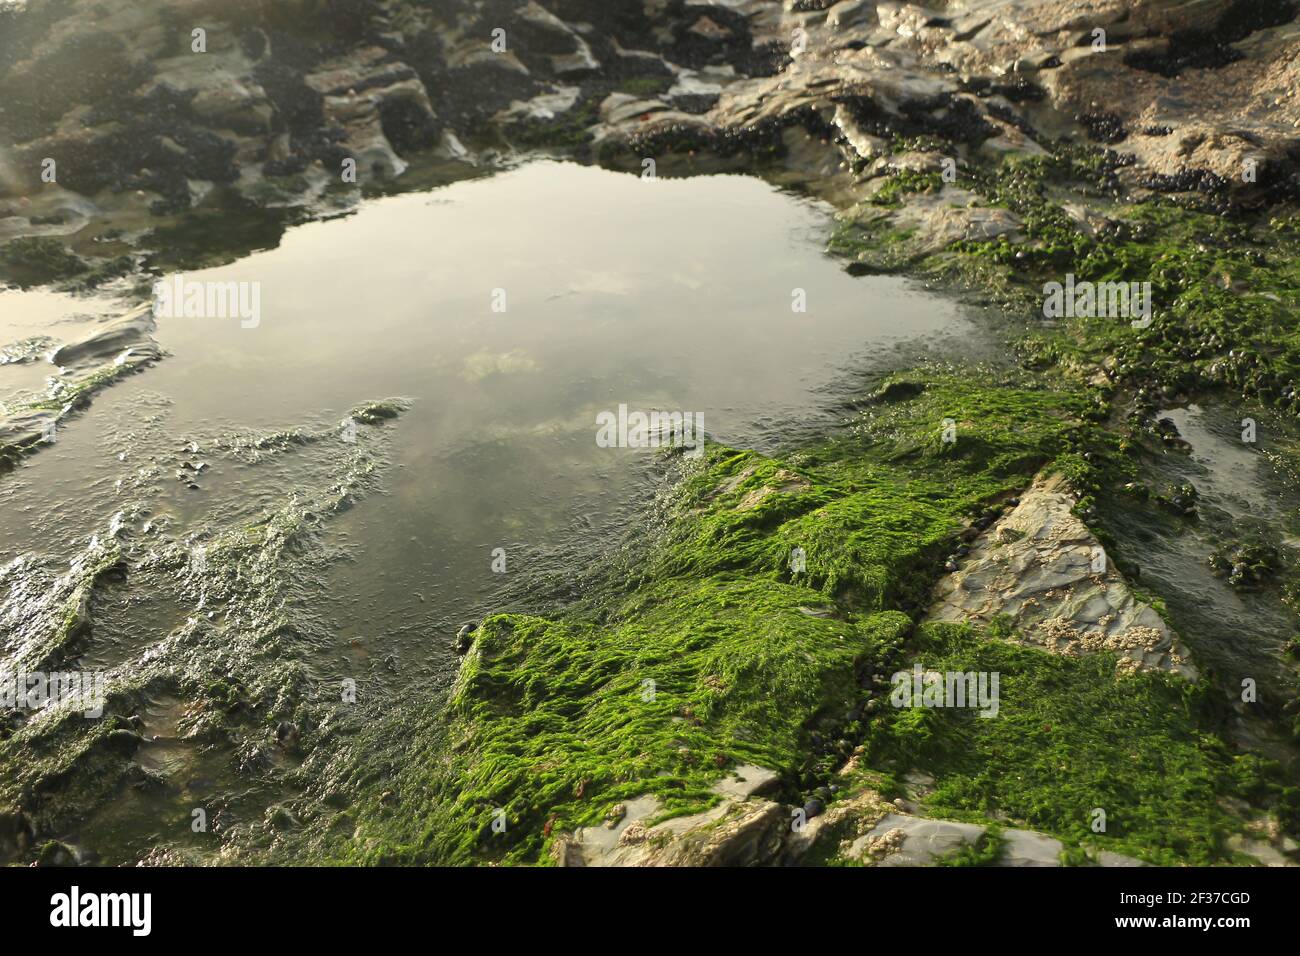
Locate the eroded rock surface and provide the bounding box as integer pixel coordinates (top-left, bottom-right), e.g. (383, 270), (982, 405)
(553, 763), (1148, 867)
(553, 764), (787, 866)
(928, 472), (1197, 679)
(2, 0), (1295, 267)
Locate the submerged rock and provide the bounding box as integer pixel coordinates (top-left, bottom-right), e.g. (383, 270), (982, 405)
(0, 303), (159, 466)
(47, 304), (157, 372)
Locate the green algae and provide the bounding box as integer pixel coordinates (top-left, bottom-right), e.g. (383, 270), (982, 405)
(869, 169), (943, 208)
(349, 398), (409, 424)
(833, 152), (1300, 420)
(862, 151), (1300, 414)
(504, 99), (600, 153)
(0, 707), (147, 845)
(866, 621), (1257, 865)
(0, 236), (88, 286)
(18, 360), (143, 414)
(276, 365), (1285, 865)
(936, 826), (1004, 867)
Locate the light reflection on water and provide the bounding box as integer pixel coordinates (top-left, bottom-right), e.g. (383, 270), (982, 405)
(0, 161), (975, 688)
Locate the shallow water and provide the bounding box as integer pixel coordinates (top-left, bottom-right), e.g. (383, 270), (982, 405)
(1106, 403), (1300, 748)
(1, 161), (974, 690)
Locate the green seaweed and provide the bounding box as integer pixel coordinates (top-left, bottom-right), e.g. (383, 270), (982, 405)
(868, 621), (1251, 865)
(0, 236), (87, 285)
(277, 366), (1279, 865)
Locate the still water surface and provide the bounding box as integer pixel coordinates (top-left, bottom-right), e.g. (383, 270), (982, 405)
(1, 161), (973, 691)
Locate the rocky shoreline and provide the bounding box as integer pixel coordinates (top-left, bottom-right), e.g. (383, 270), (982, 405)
(2, 0), (1300, 866)
(3, 0), (1299, 466)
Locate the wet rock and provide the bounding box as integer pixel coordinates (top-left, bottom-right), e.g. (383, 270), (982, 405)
(454, 624), (474, 654)
(1159, 482), (1200, 517)
(998, 828), (1062, 866)
(514, 2), (600, 77)
(927, 472), (1198, 679)
(0, 409), (60, 462)
(1208, 541), (1280, 588)
(1226, 832), (1299, 867)
(711, 764), (780, 800)
(555, 765), (789, 866)
(1095, 850), (1148, 867)
(891, 187), (1023, 248)
(48, 304), (159, 372)
(782, 787), (1121, 868)
(276, 721), (301, 749)
(0, 811), (35, 862)
(266, 804), (301, 830)
(35, 840), (81, 867)
(847, 813), (986, 866)
(826, 1), (877, 31)
(549, 835), (585, 866)
(350, 400), (406, 425)
(304, 47), (440, 179)
(603, 803), (626, 828)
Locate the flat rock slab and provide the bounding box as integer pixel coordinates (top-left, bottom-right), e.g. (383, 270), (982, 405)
(850, 813), (986, 865)
(557, 763), (786, 866)
(2, 304), (159, 461)
(927, 472), (1197, 679)
(850, 817), (1144, 867)
(888, 185), (1024, 253)
(999, 828), (1063, 866)
(555, 770), (1154, 867)
(712, 763), (781, 800)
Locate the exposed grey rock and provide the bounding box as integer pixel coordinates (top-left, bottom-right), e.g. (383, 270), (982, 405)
(0, 0), (1292, 277)
(305, 46), (440, 180)
(600, 93), (674, 126)
(1096, 850), (1148, 867)
(998, 828), (1063, 866)
(2, 304), (158, 463)
(928, 472), (1198, 679)
(712, 763), (780, 800)
(842, 185), (1023, 263)
(848, 813), (987, 865)
(48, 304), (158, 371)
(1227, 834), (1299, 867)
(930, 473), (1190, 681)
(0, 408), (59, 458)
(556, 764), (788, 866)
(554, 767), (1162, 867)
